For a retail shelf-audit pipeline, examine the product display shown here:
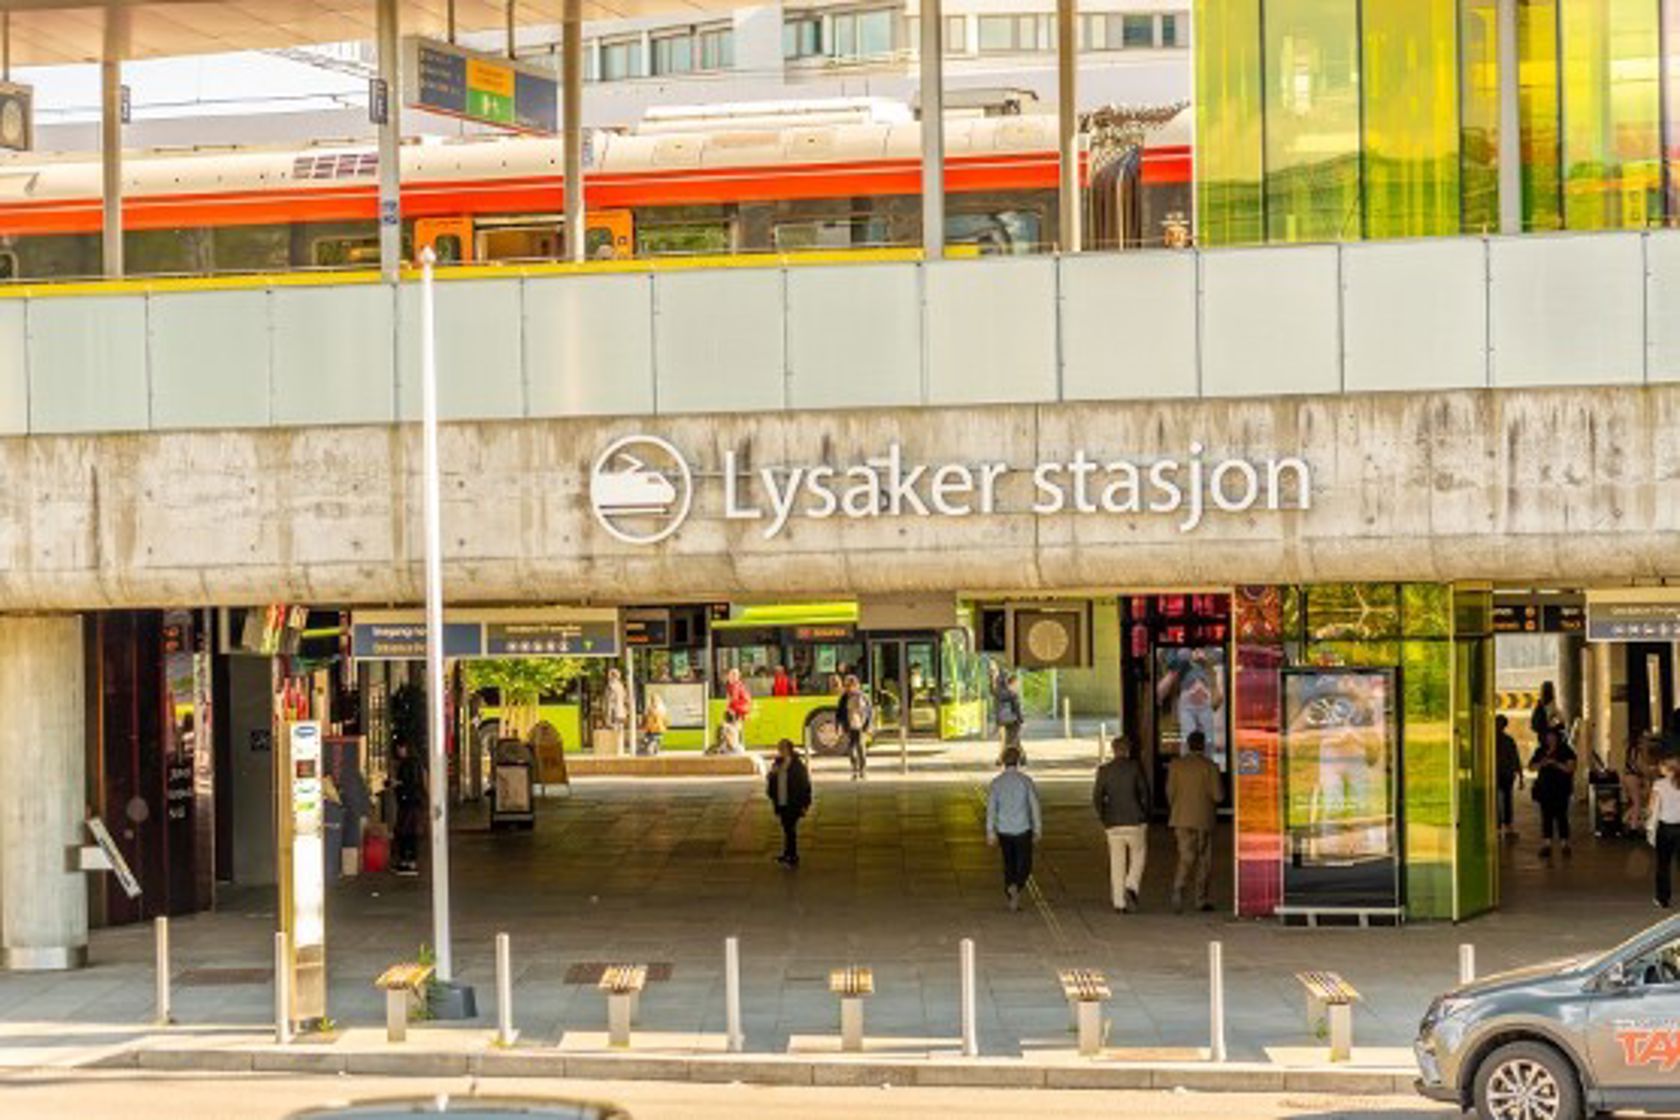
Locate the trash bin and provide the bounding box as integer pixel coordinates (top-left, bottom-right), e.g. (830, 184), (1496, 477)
(491, 738), (536, 831)
(1592, 776), (1625, 839)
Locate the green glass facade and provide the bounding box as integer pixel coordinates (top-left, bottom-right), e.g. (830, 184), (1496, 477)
(1195, 0), (1680, 244)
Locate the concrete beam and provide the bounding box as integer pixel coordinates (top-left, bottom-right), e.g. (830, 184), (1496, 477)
(0, 387), (1674, 609)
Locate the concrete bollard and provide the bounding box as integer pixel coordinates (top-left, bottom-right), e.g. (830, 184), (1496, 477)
(274, 931), (292, 1045)
(496, 933), (518, 1046)
(1097, 722), (1108, 765)
(725, 936), (744, 1054)
(154, 916), (173, 1026)
(960, 938), (978, 1058)
(899, 720), (909, 774)
(1208, 940), (1227, 1063)
(1063, 698), (1072, 739)
(1459, 943), (1476, 985)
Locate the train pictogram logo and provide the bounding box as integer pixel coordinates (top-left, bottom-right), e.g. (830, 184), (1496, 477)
(590, 435), (693, 545)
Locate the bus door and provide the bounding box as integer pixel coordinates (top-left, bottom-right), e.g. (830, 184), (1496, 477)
(869, 636), (940, 738)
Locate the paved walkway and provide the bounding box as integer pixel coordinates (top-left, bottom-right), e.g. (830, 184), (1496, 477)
(0, 737), (1664, 1071)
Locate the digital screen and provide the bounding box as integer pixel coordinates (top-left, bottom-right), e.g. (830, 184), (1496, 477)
(1155, 646), (1228, 771)
(1282, 670), (1395, 865)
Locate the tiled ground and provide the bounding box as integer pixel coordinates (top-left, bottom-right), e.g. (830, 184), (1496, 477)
(0, 736), (1664, 1062)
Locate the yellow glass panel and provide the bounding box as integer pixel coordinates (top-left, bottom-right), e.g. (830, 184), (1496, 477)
(1560, 0), (1660, 230)
(1363, 0), (1461, 238)
(1195, 0), (1266, 245)
(1461, 0), (1504, 232)
(1264, 0), (1363, 242)
(1521, 0), (1564, 230)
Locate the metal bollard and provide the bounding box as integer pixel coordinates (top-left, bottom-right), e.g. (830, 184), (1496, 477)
(725, 936), (744, 1053)
(1097, 722), (1108, 765)
(1459, 943), (1476, 985)
(496, 933), (518, 1046)
(274, 931), (292, 1045)
(154, 916), (173, 1026)
(960, 938), (978, 1058)
(1062, 698), (1072, 739)
(1208, 941), (1227, 1063)
(899, 720), (909, 775)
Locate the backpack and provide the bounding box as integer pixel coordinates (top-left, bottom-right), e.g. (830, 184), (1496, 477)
(847, 695), (871, 732)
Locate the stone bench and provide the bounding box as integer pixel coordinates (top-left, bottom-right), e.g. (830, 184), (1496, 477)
(598, 963), (648, 1048)
(1296, 969), (1361, 1062)
(374, 961), (435, 1043)
(1057, 968), (1111, 1057)
(828, 966), (875, 1053)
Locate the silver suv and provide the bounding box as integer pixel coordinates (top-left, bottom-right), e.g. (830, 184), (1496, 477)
(1416, 915), (1680, 1119)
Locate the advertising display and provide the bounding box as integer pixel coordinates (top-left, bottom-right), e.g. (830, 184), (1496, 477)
(646, 681), (706, 730)
(1155, 647), (1229, 771)
(1280, 669), (1401, 910)
(279, 721), (327, 1026)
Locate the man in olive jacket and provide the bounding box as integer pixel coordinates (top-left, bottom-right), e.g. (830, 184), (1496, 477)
(1093, 735), (1151, 913)
(1166, 730), (1223, 913)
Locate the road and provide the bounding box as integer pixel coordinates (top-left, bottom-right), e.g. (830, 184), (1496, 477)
(0, 1072), (1458, 1120)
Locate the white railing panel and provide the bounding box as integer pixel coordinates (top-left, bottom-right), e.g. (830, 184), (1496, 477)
(786, 262), (922, 410)
(1059, 251), (1197, 401)
(1490, 232), (1644, 388)
(28, 294), (150, 434)
(524, 273), (655, 418)
(149, 289), (272, 431)
(1342, 238), (1489, 393)
(1645, 230), (1680, 384)
(925, 256), (1058, 405)
(654, 268), (786, 414)
(0, 301), (26, 435)
(1200, 244), (1341, 397)
(397, 277), (525, 421)
(272, 282), (397, 426)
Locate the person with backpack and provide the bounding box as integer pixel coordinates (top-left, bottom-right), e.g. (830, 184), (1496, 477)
(836, 674), (873, 780)
(995, 673), (1025, 765)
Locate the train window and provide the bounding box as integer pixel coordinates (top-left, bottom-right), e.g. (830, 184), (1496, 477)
(0, 251), (15, 280)
(431, 234), (465, 263)
(14, 234), (99, 280)
(773, 218), (888, 250)
(638, 222), (729, 257)
(313, 236), (382, 268)
(481, 224), (560, 261)
(946, 210), (1042, 255)
(126, 228), (212, 277)
(212, 225), (290, 273)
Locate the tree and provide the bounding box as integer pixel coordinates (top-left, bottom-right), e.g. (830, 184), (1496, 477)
(461, 658), (587, 740)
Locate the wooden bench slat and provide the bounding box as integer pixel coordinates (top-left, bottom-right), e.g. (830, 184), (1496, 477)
(376, 963), (436, 991)
(598, 964), (649, 994)
(828, 966), (875, 996)
(1057, 968), (1111, 1002)
(1295, 970), (1361, 1004)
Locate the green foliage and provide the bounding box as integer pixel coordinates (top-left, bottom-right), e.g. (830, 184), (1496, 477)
(461, 658), (586, 707)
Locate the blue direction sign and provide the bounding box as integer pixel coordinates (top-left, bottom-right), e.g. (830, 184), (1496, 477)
(1586, 600), (1680, 642)
(352, 621), (483, 660)
(485, 621), (619, 657)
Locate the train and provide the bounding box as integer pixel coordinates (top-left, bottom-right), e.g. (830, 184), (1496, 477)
(0, 99), (1192, 280)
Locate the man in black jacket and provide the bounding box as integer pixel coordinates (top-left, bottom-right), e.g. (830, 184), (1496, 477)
(1093, 735), (1151, 913)
(767, 739), (813, 867)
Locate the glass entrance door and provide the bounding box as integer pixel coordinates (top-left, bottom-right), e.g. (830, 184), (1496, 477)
(870, 637), (941, 738)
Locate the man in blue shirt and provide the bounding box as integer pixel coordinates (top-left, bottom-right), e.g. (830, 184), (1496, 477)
(986, 746), (1043, 911)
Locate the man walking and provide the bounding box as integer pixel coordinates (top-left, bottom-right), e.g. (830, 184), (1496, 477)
(995, 673), (1025, 764)
(1166, 729), (1222, 913)
(1093, 735), (1150, 913)
(986, 746), (1042, 911)
(766, 739), (813, 868)
(835, 674), (873, 780)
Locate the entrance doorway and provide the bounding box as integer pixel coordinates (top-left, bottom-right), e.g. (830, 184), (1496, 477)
(869, 636), (941, 738)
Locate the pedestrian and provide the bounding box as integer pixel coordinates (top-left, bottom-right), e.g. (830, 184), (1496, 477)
(1495, 714), (1523, 840)
(1531, 680), (1563, 742)
(1530, 724), (1577, 860)
(1093, 735), (1151, 913)
(986, 745), (1042, 912)
(640, 692), (668, 756)
(726, 667), (754, 724)
(772, 665), (796, 698)
(995, 672), (1025, 765)
(766, 738), (813, 868)
(1625, 733), (1658, 834)
(1166, 729), (1222, 913)
(604, 666), (629, 752)
(835, 674), (873, 780)
(710, 709), (745, 755)
(392, 741), (425, 876)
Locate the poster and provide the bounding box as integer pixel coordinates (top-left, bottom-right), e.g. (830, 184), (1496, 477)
(647, 681), (706, 730)
(1155, 647), (1229, 770)
(1282, 670), (1395, 865)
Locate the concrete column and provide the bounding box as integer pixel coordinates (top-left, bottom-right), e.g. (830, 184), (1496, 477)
(1056, 0), (1080, 253)
(564, 0), (586, 263)
(100, 10), (126, 279)
(919, 0), (945, 259)
(1497, 0), (1521, 235)
(0, 616), (88, 971)
(1590, 642), (1613, 770)
(376, 0), (404, 282)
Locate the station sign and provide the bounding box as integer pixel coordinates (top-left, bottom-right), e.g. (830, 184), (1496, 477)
(1493, 602), (1585, 635)
(0, 83), (32, 152)
(624, 610), (671, 648)
(351, 609), (620, 659)
(1586, 592), (1680, 642)
(403, 37), (558, 134)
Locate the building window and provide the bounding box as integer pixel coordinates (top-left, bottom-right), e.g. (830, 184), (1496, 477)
(1122, 13), (1155, 47)
(977, 13), (1051, 52)
(784, 15), (823, 58)
(652, 31), (694, 75)
(829, 7), (898, 59)
(948, 15), (968, 51)
(699, 25), (735, 69)
(1160, 12), (1187, 47)
(600, 37), (643, 80)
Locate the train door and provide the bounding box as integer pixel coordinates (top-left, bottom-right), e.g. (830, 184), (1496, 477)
(869, 636), (941, 738)
(415, 217), (474, 264)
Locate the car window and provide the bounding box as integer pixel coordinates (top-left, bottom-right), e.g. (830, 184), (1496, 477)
(1622, 937), (1680, 989)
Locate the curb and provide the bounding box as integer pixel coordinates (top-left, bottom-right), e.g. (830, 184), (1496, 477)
(95, 1046), (1420, 1095)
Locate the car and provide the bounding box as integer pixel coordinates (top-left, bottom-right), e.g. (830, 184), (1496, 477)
(1416, 914), (1680, 1119)
(287, 1098), (631, 1120)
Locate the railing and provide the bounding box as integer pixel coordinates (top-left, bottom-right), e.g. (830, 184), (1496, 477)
(0, 230), (1670, 437)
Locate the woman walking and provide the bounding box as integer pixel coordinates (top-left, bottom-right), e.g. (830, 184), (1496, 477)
(1650, 756), (1680, 908)
(1530, 725), (1577, 860)
(766, 739), (813, 868)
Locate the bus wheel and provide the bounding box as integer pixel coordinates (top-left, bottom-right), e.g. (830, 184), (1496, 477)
(805, 711), (846, 756)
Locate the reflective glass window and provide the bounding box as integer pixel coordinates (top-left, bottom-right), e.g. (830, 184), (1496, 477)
(1162, 13), (1185, 47)
(1520, 0), (1564, 230)
(1263, 0), (1362, 242)
(1461, 0), (1503, 232)
(859, 9), (896, 55)
(1560, 0), (1660, 229)
(1194, 0), (1265, 245)
(978, 15), (1014, 50)
(1362, 0), (1460, 238)
(1122, 13), (1155, 47)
